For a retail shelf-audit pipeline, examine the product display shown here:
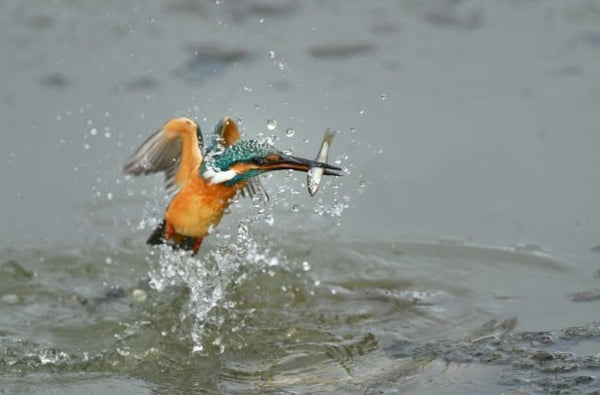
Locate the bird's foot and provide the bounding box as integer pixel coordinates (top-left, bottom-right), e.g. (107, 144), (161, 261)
(165, 221), (175, 240)
(192, 238), (203, 255)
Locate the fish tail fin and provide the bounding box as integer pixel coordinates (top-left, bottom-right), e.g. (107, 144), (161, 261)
(323, 128), (335, 144)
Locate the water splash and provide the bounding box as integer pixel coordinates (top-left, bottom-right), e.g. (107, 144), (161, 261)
(138, 127), (350, 353)
(266, 119), (277, 131)
(145, 201), (284, 353)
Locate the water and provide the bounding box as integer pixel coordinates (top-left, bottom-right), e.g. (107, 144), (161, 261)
(2, 0), (600, 393)
(2, 240), (599, 393)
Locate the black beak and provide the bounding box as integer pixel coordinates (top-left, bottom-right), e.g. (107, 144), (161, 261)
(262, 154), (343, 176)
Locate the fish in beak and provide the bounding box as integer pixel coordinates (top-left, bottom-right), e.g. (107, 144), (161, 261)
(260, 153), (343, 176)
(308, 129), (335, 196)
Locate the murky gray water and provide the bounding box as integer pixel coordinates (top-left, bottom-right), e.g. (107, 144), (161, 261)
(2, 1), (600, 393)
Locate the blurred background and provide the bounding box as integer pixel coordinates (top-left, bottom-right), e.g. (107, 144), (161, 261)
(2, 0), (599, 251)
(1, 1), (600, 393)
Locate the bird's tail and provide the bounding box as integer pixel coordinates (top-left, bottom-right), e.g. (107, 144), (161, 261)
(146, 219), (196, 251)
(146, 220), (167, 245)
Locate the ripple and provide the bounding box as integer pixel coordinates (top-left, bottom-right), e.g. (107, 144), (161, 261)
(0, 237), (587, 393)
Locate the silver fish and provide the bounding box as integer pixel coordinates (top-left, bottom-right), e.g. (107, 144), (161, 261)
(308, 128), (335, 196)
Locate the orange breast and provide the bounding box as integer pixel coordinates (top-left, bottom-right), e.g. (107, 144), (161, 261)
(165, 175), (246, 238)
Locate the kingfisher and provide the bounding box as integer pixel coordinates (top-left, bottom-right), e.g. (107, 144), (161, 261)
(123, 117), (342, 254)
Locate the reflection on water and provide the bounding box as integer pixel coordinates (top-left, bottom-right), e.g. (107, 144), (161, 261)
(2, 236), (598, 393)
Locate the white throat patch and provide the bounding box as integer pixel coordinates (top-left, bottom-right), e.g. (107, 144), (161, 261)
(203, 168), (237, 185)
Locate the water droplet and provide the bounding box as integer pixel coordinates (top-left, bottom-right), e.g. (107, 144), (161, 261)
(276, 61), (287, 71)
(106, 192), (113, 200)
(285, 128), (295, 137)
(89, 128), (97, 136)
(254, 104), (261, 111)
(291, 204), (300, 212)
(302, 261), (311, 271)
(259, 18), (265, 23)
(117, 346), (131, 357)
(358, 179), (366, 188)
(358, 109), (365, 116)
(264, 214), (274, 226)
(105, 257), (112, 264)
(380, 93), (387, 100)
(266, 119), (277, 131)
(269, 50), (275, 58)
(104, 132), (111, 138)
(243, 86), (252, 92)
(83, 143), (90, 150)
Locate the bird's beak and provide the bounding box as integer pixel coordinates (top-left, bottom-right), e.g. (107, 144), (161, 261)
(261, 154), (343, 176)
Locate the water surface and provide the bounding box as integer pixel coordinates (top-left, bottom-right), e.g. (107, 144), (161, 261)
(2, 1), (600, 393)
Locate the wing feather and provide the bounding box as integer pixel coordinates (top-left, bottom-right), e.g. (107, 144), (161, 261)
(123, 128), (183, 192)
(123, 117), (203, 193)
(241, 177), (270, 204)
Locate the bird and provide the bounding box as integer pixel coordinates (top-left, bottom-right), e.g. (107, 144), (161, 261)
(123, 116), (342, 254)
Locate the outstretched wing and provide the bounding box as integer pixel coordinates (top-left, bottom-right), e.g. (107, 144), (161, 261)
(123, 117), (203, 194)
(210, 117), (269, 201)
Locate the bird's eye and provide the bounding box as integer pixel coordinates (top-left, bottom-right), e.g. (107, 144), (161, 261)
(251, 157), (265, 165)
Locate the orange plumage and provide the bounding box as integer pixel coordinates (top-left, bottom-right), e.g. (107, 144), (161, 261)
(124, 116), (342, 254)
(165, 173), (245, 247)
(123, 116), (248, 254)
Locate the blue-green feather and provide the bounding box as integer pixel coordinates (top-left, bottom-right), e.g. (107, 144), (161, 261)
(201, 139), (279, 185)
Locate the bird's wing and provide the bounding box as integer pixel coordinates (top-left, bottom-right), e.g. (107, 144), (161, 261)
(208, 116), (241, 149)
(210, 117), (269, 202)
(239, 176), (270, 204)
(123, 118), (203, 194)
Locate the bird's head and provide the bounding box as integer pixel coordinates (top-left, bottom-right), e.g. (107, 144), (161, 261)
(201, 139), (342, 186)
